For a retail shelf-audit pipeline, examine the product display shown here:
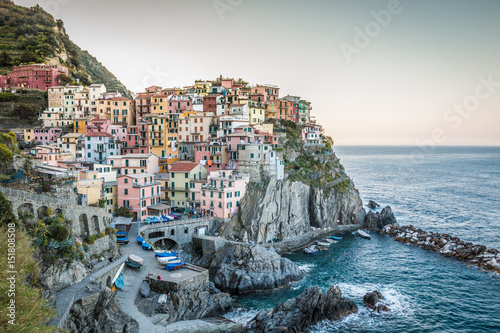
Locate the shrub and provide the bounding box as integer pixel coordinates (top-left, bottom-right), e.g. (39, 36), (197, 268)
(49, 224), (69, 242)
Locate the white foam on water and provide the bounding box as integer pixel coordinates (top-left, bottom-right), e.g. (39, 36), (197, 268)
(223, 308), (263, 323)
(336, 282), (414, 317)
(298, 263), (315, 273)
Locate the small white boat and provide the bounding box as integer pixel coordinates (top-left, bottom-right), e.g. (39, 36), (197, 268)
(303, 246), (318, 255)
(157, 257), (181, 265)
(324, 239), (337, 244)
(158, 294), (168, 304)
(357, 230), (371, 239)
(154, 249), (175, 254)
(316, 241), (330, 247)
(128, 254), (144, 265)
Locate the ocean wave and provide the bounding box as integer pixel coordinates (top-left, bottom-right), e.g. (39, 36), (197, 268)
(298, 263), (315, 273)
(335, 282), (414, 317)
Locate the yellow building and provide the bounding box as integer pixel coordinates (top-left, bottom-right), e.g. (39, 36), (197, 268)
(248, 100), (265, 125)
(168, 162), (207, 208)
(194, 81), (211, 96)
(150, 94), (170, 115)
(76, 170), (102, 206)
(103, 181), (118, 214)
(264, 102), (278, 120)
(110, 97), (135, 127)
(147, 114), (179, 158)
(73, 116), (92, 134)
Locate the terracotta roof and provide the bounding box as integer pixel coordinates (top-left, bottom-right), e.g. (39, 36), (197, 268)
(170, 162), (200, 172)
(111, 97), (131, 101)
(84, 132), (114, 138)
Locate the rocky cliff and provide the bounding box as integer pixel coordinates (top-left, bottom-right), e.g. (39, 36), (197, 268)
(248, 285), (358, 333)
(223, 172), (365, 243)
(210, 244), (304, 294)
(65, 289), (139, 333)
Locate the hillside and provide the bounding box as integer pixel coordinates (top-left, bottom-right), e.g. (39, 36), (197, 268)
(0, 0), (130, 97)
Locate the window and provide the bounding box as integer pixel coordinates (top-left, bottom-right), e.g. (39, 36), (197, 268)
(250, 153), (254, 158)
(185, 173), (188, 178)
(124, 189), (128, 195)
(124, 178), (128, 183)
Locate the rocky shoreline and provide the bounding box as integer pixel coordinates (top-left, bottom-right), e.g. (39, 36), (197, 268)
(382, 224), (500, 274)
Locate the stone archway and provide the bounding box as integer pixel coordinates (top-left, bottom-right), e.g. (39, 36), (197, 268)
(79, 214), (90, 237)
(17, 203), (34, 217)
(152, 238), (179, 251)
(92, 216), (100, 234)
(37, 206), (49, 219)
(149, 231), (165, 239)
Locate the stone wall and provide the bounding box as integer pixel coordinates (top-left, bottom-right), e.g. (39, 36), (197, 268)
(147, 266), (209, 293)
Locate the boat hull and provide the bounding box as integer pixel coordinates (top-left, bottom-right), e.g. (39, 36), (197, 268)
(165, 262), (185, 271)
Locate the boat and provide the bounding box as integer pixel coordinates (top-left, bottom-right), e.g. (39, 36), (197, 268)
(165, 262), (185, 271)
(303, 246), (318, 255)
(157, 257), (182, 265)
(116, 237), (129, 244)
(154, 249), (174, 254)
(125, 260), (142, 269)
(142, 241), (153, 250)
(155, 251), (177, 258)
(357, 230), (371, 240)
(111, 263), (125, 285)
(128, 254), (144, 265)
(114, 275), (125, 290)
(140, 281), (151, 298)
(158, 294), (167, 304)
(116, 231), (128, 237)
(329, 236), (343, 240)
(136, 235), (144, 244)
(316, 241), (330, 247)
(324, 239), (336, 244)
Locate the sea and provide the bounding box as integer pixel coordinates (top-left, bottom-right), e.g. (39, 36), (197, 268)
(224, 146), (500, 333)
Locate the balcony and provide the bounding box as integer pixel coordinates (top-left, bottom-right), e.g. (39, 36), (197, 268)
(132, 181), (161, 188)
(169, 187), (190, 192)
(94, 148), (107, 153)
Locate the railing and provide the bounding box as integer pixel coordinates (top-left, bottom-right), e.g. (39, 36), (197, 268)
(140, 216), (215, 234)
(168, 187), (190, 192)
(132, 181), (161, 188)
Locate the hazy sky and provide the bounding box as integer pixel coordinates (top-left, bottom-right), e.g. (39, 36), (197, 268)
(15, 0), (500, 145)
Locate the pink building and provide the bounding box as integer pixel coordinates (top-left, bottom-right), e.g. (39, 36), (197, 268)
(122, 125), (140, 154)
(194, 143), (228, 172)
(6, 64), (69, 90)
(24, 127), (62, 144)
(302, 124), (323, 144)
(200, 170), (249, 219)
(117, 173), (166, 221)
(35, 145), (72, 166)
(168, 95), (193, 114)
(86, 116), (110, 134)
(0, 75), (8, 90)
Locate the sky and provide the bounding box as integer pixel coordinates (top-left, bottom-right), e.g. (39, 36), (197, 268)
(15, 0), (500, 146)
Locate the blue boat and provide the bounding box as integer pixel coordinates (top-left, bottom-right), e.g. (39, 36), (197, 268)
(116, 231), (128, 237)
(142, 242), (153, 250)
(117, 237), (129, 244)
(155, 251), (177, 258)
(165, 262), (185, 271)
(303, 246), (318, 255)
(329, 236), (342, 240)
(136, 235), (144, 244)
(114, 275), (125, 290)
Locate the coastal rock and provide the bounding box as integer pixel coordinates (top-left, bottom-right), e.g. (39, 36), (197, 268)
(367, 200), (380, 209)
(211, 244), (304, 294)
(364, 206), (397, 230)
(40, 259), (89, 292)
(65, 289), (139, 333)
(363, 291), (389, 313)
(248, 285), (357, 332)
(223, 176), (364, 243)
(136, 290), (232, 324)
(382, 224), (500, 275)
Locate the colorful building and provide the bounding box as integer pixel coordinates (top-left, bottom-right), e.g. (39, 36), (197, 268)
(5, 64), (69, 90)
(117, 173), (164, 221)
(23, 127), (62, 144)
(200, 170), (249, 219)
(168, 162), (207, 209)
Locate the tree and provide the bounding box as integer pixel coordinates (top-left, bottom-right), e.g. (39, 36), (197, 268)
(115, 206), (134, 218)
(56, 73), (71, 86)
(19, 50), (39, 64)
(0, 50), (12, 67)
(0, 192), (17, 228)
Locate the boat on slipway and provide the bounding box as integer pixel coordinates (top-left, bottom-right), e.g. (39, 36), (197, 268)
(356, 230), (371, 240)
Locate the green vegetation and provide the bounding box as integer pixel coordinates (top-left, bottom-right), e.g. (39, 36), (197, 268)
(115, 205), (134, 218)
(0, 1), (130, 97)
(0, 196), (56, 332)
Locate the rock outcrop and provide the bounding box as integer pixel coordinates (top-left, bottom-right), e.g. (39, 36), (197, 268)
(248, 285), (357, 333)
(136, 290), (232, 324)
(211, 244), (304, 294)
(383, 224), (500, 274)
(224, 177), (365, 243)
(40, 259), (89, 292)
(367, 200), (380, 209)
(65, 289), (139, 333)
(363, 291), (389, 313)
(364, 206), (397, 230)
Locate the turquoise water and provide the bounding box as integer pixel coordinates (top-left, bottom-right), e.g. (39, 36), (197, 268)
(225, 146), (500, 332)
